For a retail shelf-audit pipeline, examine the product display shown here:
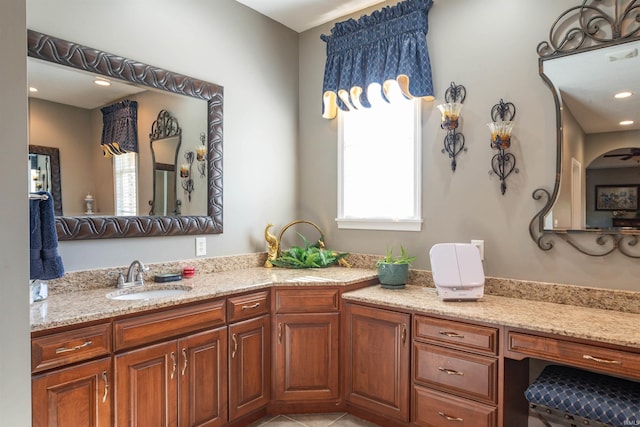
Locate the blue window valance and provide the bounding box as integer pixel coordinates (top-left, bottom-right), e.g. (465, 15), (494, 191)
(320, 0), (434, 119)
(100, 100), (139, 157)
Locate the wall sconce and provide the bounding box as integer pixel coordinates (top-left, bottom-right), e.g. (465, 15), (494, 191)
(437, 81), (467, 171)
(488, 99), (518, 195)
(196, 132), (207, 179)
(181, 151), (195, 202)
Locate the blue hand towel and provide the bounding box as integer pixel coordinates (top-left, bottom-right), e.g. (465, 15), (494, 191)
(30, 191), (64, 280)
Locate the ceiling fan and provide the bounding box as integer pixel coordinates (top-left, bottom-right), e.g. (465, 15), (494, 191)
(603, 148), (640, 161)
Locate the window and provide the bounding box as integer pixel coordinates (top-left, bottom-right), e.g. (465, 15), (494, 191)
(337, 82), (422, 231)
(113, 152), (138, 216)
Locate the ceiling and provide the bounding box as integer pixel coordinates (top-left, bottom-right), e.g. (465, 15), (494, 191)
(234, 0), (387, 33)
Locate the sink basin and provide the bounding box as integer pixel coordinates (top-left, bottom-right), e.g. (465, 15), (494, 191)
(107, 287), (190, 301)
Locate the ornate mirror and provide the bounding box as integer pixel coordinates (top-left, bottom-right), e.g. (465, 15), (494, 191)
(28, 144), (62, 215)
(149, 110), (182, 216)
(27, 30), (223, 240)
(529, 0), (640, 257)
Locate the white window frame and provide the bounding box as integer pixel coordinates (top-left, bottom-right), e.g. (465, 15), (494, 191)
(336, 93), (422, 231)
(113, 152), (138, 216)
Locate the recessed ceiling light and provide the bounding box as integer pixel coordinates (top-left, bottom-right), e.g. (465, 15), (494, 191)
(94, 78), (111, 87)
(29, 87), (38, 92)
(619, 120), (634, 126)
(614, 91), (632, 99)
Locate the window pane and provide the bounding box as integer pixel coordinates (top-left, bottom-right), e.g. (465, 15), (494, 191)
(114, 152), (138, 216)
(338, 81), (420, 227)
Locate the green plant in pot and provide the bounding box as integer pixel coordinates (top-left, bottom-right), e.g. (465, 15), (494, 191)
(376, 246), (416, 289)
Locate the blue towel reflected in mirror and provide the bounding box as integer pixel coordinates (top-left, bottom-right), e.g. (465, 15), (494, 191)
(29, 191), (64, 280)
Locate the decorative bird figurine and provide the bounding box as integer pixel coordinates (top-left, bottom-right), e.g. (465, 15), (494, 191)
(264, 223), (279, 268)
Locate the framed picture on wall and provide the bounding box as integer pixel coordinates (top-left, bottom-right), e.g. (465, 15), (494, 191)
(595, 185), (639, 211)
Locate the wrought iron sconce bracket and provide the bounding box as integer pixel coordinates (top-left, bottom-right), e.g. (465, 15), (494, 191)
(196, 132), (207, 179)
(488, 99), (518, 195)
(181, 151), (195, 202)
(437, 81), (467, 172)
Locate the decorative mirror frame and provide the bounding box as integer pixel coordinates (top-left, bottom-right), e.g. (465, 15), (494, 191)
(529, 0), (640, 257)
(27, 30), (223, 240)
(29, 144), (63, 216)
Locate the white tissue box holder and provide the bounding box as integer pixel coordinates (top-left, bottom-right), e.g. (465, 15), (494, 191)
(429, 243), (485, 301)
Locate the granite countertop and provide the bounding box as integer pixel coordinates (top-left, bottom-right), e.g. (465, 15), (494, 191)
(342, 285), (640, 350)
(30, 267), (377, 332)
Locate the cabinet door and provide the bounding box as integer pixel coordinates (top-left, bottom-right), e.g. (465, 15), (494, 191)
(32, 357), (112, 427)
(229, 315), (270, 421)
(344, 303), (411, 422)
(274, 312), (340, 402)
(178, 327), (228, 427)
(115, 341), (178, 427)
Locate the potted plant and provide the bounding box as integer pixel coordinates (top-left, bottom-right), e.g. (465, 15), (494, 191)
(376, 246), (416, 289)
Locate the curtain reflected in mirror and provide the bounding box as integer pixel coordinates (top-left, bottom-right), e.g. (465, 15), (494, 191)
(28, 145), (62, 215)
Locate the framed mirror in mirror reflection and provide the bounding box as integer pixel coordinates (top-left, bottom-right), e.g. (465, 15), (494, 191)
(27, 30), (223, 240)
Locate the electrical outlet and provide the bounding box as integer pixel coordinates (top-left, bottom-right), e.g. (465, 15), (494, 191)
(471, 239), (484, 261)
(195, 237), (206, 256)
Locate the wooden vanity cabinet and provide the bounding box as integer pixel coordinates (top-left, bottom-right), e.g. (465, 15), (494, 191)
(272, 288), (341, 406)
(114, 300), (228, 427)
(227, 291), (271, 422)
(31, 322), (113, 427)
(344, 303), (411, 425)
(32, 357), (113, 427)
(412, 315), (499, 427)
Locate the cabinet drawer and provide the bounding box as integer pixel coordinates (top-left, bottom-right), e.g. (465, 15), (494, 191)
(413, 385), (496, 427)
(227, 291), (269, 323)
(114, 300), (226, 351)
(414, 316), (497, 355)
(414, 342), (497, 404)
(508, 331), (640, 380)
(274, 288), (339, 313)
(32, 323), (111, 373)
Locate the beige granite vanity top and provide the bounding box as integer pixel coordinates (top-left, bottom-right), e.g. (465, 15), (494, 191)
(30, 267), (377, 332)
(342, 285), (640, 350)
(31, 262), (640, 352)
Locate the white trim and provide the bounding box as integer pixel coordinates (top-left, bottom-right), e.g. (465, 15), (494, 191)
(336, 217), (423, 231)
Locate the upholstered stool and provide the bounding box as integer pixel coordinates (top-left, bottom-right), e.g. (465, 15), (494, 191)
(524, 365), (640, 427)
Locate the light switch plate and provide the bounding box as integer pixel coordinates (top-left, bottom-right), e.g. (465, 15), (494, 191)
(195, 237), (206, 256)
(471, 239), (485, 261)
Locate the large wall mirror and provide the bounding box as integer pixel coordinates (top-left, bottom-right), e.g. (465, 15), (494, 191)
(27, 30), (223, 240)
(529, 0), (640, 257)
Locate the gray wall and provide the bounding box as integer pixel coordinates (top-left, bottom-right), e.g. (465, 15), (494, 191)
(27, 0), (300, 271)
(1, 1), (31, 424)
(298, 0), (640, 290)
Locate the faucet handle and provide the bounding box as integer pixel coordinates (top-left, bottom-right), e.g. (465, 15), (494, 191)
(108, 271), (125, 286)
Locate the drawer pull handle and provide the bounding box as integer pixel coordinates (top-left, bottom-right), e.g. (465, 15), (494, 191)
(102, 371), (109, 403)
(181, 348), (188, 376)
(439, 331), (465, 339)
(232, 334), (238, 359)
(401, 324), (407, 345)
(170, 352), (177, 379)
(278, 323), (283, 343)
(438, 412), (463, 422)
(583, 354), (622, 365)
(241, 302), (260, 310)
(55, 340), (93, 354)
(438, 367), (464, 376)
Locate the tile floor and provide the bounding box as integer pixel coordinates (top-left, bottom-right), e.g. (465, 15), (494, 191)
(248, 412), (380, 427)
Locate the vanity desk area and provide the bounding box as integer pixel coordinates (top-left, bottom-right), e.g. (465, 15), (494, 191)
(30, 264), (640, 427)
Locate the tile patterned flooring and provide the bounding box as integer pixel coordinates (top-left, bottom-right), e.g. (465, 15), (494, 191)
(248, 412), (380, 427)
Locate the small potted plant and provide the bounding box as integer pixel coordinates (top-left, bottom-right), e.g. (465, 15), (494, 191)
(376, 246), (416, 289)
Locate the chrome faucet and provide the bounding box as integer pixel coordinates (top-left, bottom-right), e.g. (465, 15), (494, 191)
(124, 260), (148, 287)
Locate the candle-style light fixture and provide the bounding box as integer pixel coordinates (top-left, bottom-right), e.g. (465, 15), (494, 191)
(437, 81), (467, 172)
(181, 151), (195, 202)
(196, 132), (207, 179)
(488, 99), (517, 195)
